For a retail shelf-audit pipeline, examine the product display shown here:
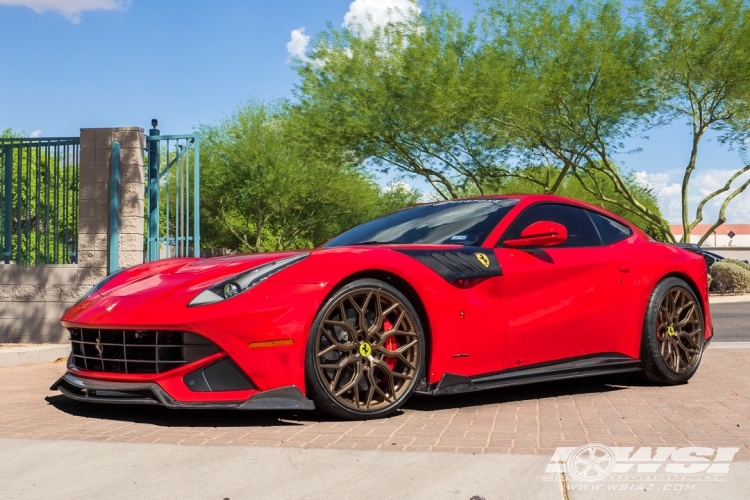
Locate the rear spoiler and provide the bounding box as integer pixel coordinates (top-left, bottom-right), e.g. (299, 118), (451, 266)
(671, 243), (703, 255)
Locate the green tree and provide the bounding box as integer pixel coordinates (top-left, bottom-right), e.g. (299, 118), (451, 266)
(293, 3), (499, 199)
(644, 0), (750, 244)
(199, 101), (416, 252)
(476, 0), (673, 240)
(293, 0), (674, 239)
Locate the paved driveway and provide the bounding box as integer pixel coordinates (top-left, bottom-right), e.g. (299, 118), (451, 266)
(2, 347), (749, 459)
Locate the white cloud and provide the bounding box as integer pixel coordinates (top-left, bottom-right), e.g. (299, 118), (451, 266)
(286, 27), (311, 62)
(287, 0), (420, 64)
(342, 0), (421, 37)
(385, 180), (413, 193)
(637, 169), (750, 224)
(29, 129), (42, 138)
(0, 0), (129, 23)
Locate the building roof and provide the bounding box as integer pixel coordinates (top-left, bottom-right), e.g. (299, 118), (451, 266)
(670, 224), (750, 236)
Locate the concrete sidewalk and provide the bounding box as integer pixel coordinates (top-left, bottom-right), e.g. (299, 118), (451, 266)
(2, 438), (748, 500)
(709, 294), (750, 304)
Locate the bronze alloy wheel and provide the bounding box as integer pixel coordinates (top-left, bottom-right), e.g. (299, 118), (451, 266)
(655, 286), (703, 374)
(313, 286), (421, 413)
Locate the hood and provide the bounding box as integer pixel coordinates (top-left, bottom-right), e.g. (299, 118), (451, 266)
(96, 251), (307, 298)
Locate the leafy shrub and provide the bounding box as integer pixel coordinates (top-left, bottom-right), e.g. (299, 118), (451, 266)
(724, 259), (750, 273)
(709, 260), (750, 294)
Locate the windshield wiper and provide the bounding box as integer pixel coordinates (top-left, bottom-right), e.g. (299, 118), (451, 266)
(349, 240), (390, 245)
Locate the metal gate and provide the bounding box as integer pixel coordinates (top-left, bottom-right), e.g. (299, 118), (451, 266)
(144, 124), (200, 261)
(0, 137), (79, 265)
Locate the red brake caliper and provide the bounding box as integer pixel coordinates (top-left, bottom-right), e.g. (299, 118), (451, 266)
(656, 315), (663, 340)
(382, 318), (398, 370)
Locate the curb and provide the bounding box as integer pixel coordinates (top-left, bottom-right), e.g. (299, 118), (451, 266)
(709, 342), (750, 349)
(709, 294), (750, 304)
(0, 344), (70, 368)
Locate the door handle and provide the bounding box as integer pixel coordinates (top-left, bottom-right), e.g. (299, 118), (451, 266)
(618, 264), (631, 273)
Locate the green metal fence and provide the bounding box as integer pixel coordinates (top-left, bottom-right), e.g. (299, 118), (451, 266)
(0, 137), (79, 265)
(145, 127), (200, 261)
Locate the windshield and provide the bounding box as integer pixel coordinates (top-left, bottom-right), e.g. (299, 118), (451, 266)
(323, 199), (519, 247)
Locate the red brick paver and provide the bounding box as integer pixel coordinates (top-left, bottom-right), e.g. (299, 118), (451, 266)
(2, 348), (750, 458)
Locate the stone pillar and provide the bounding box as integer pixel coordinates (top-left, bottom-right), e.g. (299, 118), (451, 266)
(113, 128), (146, 269)
(78, 128), (145, 286)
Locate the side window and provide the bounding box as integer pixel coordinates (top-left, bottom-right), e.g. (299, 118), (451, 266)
(587, 211), (631, 245)
(501, 204), (601, 248)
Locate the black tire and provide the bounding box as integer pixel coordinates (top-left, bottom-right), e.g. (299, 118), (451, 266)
(305, 278), (426, 420)
(640, 277), (705, 385)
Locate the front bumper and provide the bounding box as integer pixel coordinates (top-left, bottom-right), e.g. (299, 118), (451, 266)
(51, 372), (315, 411)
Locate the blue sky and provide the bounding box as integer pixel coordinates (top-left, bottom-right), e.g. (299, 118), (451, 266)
(1, 0), (748, 224)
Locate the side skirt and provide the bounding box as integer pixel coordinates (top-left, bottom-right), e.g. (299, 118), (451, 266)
(416, 354), (642, 396)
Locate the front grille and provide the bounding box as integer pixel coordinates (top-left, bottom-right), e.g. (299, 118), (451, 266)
(69, 329), (221, 374)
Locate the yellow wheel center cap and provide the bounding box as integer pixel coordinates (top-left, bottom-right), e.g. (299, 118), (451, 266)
(667, 325), (675, 336)
(359, 343), (372, 357)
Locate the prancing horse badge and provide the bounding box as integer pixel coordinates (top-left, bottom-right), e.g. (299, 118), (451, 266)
(474, 253), (490, 268)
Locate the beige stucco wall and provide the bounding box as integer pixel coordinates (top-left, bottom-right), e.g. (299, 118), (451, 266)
(0, 266), (82, 343)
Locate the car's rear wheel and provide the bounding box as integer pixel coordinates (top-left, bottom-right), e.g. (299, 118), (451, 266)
(305, 279), (425, 420)
(640, 277), (705, 384)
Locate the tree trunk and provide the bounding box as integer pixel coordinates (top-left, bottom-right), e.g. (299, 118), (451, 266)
(681, 129), (705, 243)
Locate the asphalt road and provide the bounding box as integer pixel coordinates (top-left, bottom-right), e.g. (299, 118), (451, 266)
(711, 302), (750, 342)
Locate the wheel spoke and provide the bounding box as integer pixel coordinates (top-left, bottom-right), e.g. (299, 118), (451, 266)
(352, 383), (361, 409)
(373, 359), (399, 397)
(334, 362), (363, 397)
(364, 372), (376, 410)
(319, 354), (358, 373)
(367, 290), (384, 335)
(367, 367), (394, 405)
(320, 326), (357, 351)
(382, 301), (399, 317)
(676, 338), (700, 357)
(377, 329), (418, 348)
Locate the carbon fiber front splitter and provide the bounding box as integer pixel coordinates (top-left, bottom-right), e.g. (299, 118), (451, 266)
(51, 372), (315, 411)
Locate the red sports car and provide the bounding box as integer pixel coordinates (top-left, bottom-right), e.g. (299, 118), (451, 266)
(53, 195), (712, 419)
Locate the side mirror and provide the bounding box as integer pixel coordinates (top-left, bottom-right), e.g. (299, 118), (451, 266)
(504, 221), (568, 248)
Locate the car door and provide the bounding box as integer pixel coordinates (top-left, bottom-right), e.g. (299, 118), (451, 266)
(494, 203), (634, 369)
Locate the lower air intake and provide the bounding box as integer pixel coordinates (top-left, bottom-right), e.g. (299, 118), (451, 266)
(69, 329), (220, 374)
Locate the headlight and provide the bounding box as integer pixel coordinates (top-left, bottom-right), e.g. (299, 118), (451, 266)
(188, 253), (309, 306)
(76, 268), (126, 305)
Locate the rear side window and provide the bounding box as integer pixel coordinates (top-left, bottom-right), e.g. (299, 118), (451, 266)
(501, 203), (601, 248)
(587, 211), (631, 245)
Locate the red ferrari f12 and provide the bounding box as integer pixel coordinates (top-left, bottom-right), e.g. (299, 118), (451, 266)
(53, 195), (711, 419)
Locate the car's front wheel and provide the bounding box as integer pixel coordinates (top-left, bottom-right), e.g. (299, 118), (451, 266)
(640, 277), (705, 384)
(305, 279), (425, 420)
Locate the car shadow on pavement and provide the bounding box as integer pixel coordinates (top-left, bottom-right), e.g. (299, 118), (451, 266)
(44, 394), (336, 427)
(45, 373), (637, 426)
(404, 373), (635, 412)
